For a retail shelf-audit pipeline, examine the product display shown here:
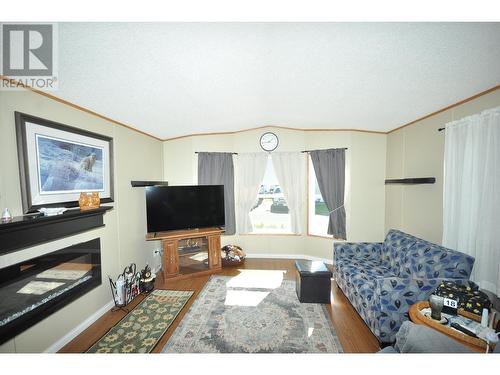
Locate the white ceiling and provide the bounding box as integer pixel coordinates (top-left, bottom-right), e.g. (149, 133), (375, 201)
(56, 23), (500, 139)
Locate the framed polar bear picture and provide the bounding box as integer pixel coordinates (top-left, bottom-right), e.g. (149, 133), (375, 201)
(15, 111), (114, 213)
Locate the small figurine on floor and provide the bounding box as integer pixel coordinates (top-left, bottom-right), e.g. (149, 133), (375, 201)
(139, 265), (156, 294)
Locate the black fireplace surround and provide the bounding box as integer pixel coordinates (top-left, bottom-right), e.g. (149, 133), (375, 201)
(0, 238), (102, 344)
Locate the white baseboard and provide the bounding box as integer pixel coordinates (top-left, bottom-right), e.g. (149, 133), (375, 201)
(45, 299), (114, 353)
(245, 253), (333, 265)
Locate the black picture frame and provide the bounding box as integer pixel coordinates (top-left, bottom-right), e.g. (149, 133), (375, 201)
(15, 111), (114, 213)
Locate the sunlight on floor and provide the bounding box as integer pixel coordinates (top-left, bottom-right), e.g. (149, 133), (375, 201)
(224, 290), (270, 307)
(225, 269), (286, 290)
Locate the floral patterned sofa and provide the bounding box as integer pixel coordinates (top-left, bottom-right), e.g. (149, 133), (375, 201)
(333, 229), (475, 344)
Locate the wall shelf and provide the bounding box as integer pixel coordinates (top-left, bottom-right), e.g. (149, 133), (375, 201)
(130, 181), (169, 187)
(0, 206), (112, 255)
(385, 177), (436, 185)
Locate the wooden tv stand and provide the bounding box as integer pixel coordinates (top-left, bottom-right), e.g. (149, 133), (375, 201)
(146, 227), (223, 281)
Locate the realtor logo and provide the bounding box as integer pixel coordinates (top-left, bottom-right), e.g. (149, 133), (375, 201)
(1, 23), (58, 90)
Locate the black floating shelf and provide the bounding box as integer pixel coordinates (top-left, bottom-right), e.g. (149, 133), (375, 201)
(385, 177), (436, 185)
(0, 206), (112, 255)
(131, 181), (169, 187)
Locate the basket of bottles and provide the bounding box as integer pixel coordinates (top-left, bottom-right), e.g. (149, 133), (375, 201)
(109, 264), (141, 308)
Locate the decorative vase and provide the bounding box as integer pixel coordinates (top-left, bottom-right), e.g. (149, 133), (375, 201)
(79, 192), (100, 211)
(1, 208), (12, 222)
(91, 192), (100, 208)
(429, 294), (444, 320)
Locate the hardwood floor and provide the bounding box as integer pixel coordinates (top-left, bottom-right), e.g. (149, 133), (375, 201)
(59, 258), (380, 353)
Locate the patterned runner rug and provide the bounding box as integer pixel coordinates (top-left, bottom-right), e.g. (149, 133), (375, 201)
(162, 274), (343, 353)
(87, 289), (193, 353)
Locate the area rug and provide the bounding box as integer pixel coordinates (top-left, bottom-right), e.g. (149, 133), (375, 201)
(162, 274), (343, 353)
(87, 289), (193, 353)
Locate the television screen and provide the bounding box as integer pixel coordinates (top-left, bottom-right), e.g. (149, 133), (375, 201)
(145, 185), (225, 233)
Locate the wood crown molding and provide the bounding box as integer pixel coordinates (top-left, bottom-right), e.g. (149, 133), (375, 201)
(163, 125), (386, 142)
(387, 83), (500, 134)
(0, 75), (163, 142)
(2, 75), (499, 141)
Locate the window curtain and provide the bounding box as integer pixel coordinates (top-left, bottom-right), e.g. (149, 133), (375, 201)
(310, 148), (346, 239)
(197, 152), (236, 235)
(235, 153), (268, 233)
(272, 152), (305, 234)
(443, 105), (500, 295)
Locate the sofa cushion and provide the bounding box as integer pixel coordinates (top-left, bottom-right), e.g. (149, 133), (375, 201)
(382, 229), (418, 276)
(337, 264), (377, 312)
(334, 242), (383, 262)
(336, 258), (393, 279)
(349, 273), (377, 310)
(353, 261), (393, 279)
(336, 258), (393, 313)
(402, 241), (475, 279)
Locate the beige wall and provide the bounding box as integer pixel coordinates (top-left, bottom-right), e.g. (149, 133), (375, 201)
(163, 127), (387, 260)
(0, 89), (163, 352)
(385, 88), (500, 244)
(5, 82), (494, 352)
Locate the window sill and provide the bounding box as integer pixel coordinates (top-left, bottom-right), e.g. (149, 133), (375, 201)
(240, 233), (301, 236)
(307, 233), (346, 241)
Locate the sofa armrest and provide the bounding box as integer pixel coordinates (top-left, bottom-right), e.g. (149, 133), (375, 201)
(333, 242), (383, 263)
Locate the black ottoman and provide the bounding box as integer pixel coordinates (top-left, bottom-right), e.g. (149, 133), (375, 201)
(295, 260), (332, 304)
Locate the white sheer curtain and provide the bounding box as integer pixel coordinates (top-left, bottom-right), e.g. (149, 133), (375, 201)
(272, 152), (305, 234)
(235, 153), (268, 234)
(443, 105), (500, 296)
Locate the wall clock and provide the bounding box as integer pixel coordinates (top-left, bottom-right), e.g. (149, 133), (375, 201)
(259, 132), (279, 152)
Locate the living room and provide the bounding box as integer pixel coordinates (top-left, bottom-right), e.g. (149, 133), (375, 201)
(1, 2), (500, 373)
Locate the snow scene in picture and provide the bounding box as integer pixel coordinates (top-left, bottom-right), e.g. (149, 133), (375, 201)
(36, 135), (104, 193)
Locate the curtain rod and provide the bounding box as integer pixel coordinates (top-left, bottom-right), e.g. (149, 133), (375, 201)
(195, 151), (238, 155)
(301, 148), (348, 153)
(195, 149), (348, 154)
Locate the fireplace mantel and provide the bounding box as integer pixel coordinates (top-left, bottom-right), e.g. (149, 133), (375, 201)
(0, 206), (112, 255)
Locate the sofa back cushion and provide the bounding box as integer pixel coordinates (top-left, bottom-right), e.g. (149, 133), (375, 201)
(382, 229), (418, 276)
(402, 240), (474, 279)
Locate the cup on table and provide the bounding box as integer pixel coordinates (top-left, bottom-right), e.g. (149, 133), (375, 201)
(429, 294), (445, 320)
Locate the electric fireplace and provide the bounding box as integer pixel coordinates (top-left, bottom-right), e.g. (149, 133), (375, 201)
(0, 238), (101, 344)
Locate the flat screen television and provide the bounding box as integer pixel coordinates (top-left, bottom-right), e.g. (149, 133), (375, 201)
(145, 185), (225, 233)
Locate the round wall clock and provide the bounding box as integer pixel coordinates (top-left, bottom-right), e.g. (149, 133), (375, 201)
(259, 132), (279, 152)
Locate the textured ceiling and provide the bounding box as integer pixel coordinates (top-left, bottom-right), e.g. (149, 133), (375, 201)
(56, 22), (500, 139)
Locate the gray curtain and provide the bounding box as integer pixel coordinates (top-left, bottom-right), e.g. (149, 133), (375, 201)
(310, 148), (346, 239)
(197, 152), (236, 235)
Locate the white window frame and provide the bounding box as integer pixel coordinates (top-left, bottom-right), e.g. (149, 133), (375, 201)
(246, 155), (294, 235)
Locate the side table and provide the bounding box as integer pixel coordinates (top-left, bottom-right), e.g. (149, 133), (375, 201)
(409, 301), (492, 353)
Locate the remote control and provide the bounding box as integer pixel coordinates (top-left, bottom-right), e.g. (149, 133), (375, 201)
(450, 322), (478, 338)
